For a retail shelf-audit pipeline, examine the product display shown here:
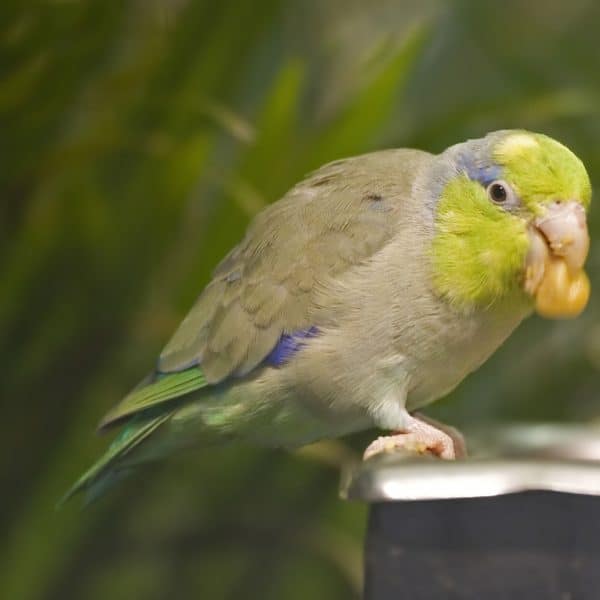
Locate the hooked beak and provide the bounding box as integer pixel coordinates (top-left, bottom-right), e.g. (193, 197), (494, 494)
(524, 201), (591, 318)
(535, 201), (589, 272)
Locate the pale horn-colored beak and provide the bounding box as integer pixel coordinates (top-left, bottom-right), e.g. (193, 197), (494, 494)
(525, 201), (591, 319)
(535, 201), (589, 273)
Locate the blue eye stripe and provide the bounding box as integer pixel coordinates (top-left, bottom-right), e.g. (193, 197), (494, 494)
(456, 154), (502, 187)
(471, 166), (502, 187)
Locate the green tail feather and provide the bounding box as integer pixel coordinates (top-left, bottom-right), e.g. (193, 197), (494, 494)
(59, 413), (172, 506)
(98, 367), (207, 430)
(61, 366), (209, 505)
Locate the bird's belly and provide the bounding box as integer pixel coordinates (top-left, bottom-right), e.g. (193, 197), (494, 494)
(405, 355), (482, 412)
(403, 305), (529, 412)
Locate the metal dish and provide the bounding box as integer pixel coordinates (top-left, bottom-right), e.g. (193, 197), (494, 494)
(340, 424), (600, 501)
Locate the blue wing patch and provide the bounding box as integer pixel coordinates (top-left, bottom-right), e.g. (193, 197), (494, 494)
(265, 326), (320, 367)
(157, 326), (320, 378)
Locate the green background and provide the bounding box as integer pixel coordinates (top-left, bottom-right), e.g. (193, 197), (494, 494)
(2, 1), (600, 598)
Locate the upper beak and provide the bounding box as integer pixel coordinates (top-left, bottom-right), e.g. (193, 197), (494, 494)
(525, 201), (591, 318)
(534, 201), (589, 273)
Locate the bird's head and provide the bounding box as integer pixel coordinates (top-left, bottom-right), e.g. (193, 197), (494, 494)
(429, 130), (591, 318)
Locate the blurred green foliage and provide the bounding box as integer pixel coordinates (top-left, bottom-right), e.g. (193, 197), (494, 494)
(2, 1), (600, 598)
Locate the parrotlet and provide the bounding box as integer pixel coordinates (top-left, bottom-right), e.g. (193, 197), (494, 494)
(66, 130), (592, 501)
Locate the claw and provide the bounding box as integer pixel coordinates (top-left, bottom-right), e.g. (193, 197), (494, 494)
(363, 413), (464, 461)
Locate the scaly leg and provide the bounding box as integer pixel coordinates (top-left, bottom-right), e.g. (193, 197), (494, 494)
(363, 412), (466, 460)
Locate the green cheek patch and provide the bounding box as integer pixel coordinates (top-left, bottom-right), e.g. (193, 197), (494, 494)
(432, 176), (529, 310)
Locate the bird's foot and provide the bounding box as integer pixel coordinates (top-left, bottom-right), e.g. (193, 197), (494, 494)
(363, 413), (466, 461)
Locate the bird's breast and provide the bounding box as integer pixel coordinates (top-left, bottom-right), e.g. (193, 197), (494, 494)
(403, 299), (531, 411)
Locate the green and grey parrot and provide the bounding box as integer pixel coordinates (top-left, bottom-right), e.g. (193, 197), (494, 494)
(65, 130), (592, 501)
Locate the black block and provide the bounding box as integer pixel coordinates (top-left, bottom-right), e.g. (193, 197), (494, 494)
(364, 491), (600, 599)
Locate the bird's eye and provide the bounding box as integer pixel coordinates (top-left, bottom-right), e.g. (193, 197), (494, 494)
(487, 181), (508, 203)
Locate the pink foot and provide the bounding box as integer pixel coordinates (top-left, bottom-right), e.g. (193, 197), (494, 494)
(363, 413), (465, 461)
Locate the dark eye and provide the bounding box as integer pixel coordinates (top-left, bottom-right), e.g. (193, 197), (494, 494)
(487, 182), (507, 203)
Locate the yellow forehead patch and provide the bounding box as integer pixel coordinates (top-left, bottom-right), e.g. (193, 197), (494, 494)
(492, 131), (591, 211)
(498, 133), (539, 157)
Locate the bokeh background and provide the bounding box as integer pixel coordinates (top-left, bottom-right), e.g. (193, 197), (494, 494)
(3, 1), (600, 598)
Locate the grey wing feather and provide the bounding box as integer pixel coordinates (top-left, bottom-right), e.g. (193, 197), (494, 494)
(158, 149), (429, 383)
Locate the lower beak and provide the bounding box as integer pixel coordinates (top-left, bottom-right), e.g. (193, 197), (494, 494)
(524, 201), (591, 318)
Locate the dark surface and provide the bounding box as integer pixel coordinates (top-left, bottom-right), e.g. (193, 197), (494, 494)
(364, 491), (600, 599)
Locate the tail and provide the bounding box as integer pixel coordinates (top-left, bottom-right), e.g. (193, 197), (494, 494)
(61, 366), (210, 506)
(59, 412), (173, 506)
